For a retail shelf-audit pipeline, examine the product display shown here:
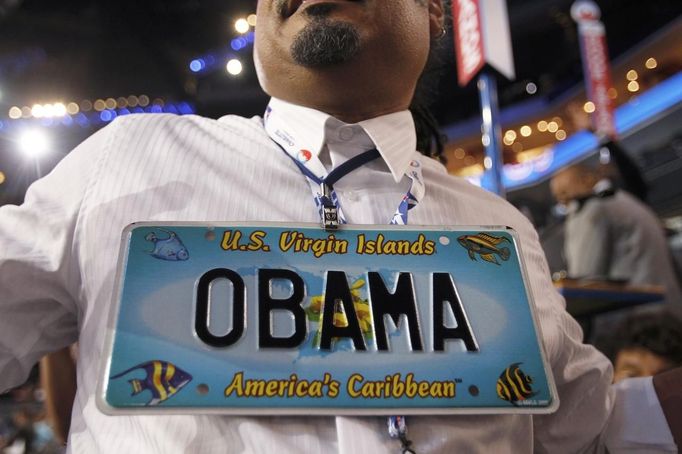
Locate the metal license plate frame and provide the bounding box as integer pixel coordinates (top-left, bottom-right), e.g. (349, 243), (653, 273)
(98, 222), (558, 415)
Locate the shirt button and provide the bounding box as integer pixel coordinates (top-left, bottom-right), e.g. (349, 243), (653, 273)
(338, 126), (355, 141)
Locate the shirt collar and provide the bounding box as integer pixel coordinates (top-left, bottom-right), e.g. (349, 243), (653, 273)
(265, 98), (418, 183)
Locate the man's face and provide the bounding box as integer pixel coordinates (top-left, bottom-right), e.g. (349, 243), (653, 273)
(550, 168), (593, 206)
(550, 171), (578, 206)
(254, 0), (440, 109)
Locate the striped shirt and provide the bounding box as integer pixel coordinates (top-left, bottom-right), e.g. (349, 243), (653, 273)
(0, 100), (675, 453)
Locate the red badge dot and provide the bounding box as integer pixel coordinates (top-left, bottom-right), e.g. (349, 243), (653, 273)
(298, 150), (312, 162)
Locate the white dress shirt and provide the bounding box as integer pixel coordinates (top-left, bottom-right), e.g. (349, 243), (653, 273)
(0, 98), (676, 453)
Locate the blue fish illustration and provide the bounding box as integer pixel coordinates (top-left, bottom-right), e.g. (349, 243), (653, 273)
(110, 360), (193, 406)
(145, 228), (189, 261)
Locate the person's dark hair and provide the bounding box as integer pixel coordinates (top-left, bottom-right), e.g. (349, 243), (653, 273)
(601, 139), (648, 202)
(411, 1), (449, 161)
(613, 310), (682, 367)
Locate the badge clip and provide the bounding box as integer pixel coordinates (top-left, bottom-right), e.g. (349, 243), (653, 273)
(320, 183), (339, 231)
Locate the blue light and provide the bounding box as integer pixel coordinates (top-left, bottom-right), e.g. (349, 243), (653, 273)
(189, 59), (205, 73)
(61, 115), (74, 126)
(245, 31), (255, 43)
(100, 110), (113, 122)
(165, 104), (179, 114)
(150, 105), (163, 113)
(75, 113), (89, 127)
(0, 121), (4, 130)
(231, 38), (246, 51)
(118, 108), (131, 116)
(132, 107), (145, 114)
(178, 102), (193, 115)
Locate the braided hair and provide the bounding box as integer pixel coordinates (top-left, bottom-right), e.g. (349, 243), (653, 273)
(410, 2), (449, 162)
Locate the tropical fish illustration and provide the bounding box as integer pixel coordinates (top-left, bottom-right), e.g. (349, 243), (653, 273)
(496, 363), (537, 405)
(458, 233), (511, 265)
(307, 278), (373, 346)
(110, 360), (193, 406)
(145, 228), (189, 261)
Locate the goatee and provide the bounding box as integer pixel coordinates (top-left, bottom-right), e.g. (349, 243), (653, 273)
(290, 5), (361, 68)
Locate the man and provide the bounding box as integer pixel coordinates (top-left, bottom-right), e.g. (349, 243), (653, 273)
(0, 0), (679, 452)
(550, 163), (682, 310)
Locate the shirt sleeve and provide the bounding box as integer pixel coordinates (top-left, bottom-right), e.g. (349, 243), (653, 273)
(519, 220), (615, 453)
(0, 124), (112, 393)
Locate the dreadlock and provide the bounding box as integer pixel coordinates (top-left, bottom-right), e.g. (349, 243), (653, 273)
(410, 0), (449, 162)
(411, 101), (446, 161)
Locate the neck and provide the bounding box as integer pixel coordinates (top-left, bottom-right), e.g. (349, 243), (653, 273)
(270, 64), (416, 123)
(299, 99), (409, 123)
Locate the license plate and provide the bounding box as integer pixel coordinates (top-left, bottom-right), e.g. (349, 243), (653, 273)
(98, 223), (557, 415)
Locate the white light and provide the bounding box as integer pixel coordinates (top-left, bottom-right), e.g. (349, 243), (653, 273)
(19, 129), (50, 158)
(226, 59), (243, 76)
(43, 104), (56, 117)
(520, 125), (532, 137)
(31, 104), (45, 118)
(53, 103), (67, 117)
(525, 82), (537, 95)
(235, 18), (250, 34)
(9, 107), (22, 119)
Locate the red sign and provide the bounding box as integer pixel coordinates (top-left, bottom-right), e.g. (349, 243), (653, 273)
(453, 0), (485, 86)
(580, 21), (616, 138)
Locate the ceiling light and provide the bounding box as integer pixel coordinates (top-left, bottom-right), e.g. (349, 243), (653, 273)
(226, 59), (243, 76)
(53, 103), (67, 117)
(9, 107), (22, 119)
(645, 58), (657, 70)
(235, 18), (250, 34)
(19, 129), (50, 158)
(67, 102), (80, 115)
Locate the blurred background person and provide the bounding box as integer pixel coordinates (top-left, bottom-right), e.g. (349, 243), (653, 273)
(550, 163), (682, 314)
(39, 346), (77, 447)
(610, 310), (682, 383)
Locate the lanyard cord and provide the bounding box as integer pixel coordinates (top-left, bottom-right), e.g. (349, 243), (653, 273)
(289, 148), (381, 188)
(273, 141), (419, 454)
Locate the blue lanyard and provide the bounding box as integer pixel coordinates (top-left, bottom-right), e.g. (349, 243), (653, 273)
(285, 146), (381, 230)
(274, 139), (423, 230)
